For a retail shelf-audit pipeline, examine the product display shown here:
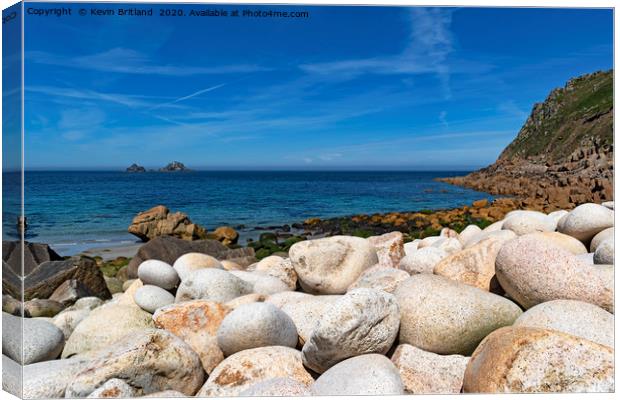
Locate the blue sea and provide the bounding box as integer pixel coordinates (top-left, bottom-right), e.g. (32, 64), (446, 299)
(2, 171), (493, 255)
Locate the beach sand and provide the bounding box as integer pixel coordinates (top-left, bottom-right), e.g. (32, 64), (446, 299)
(80, 243), (142, 260)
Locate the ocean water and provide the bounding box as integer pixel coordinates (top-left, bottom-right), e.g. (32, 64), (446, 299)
(2, 170), (493, 255)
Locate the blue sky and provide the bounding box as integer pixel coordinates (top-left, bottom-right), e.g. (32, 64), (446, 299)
(21, 4), (613, 170)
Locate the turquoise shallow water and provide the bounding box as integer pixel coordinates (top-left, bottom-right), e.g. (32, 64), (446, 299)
(2, 170), (493, 255)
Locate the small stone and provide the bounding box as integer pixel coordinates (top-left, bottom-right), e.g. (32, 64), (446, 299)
(593, 238), (614, 265)
(3, 312), (65, 364)
(348, 266), (410, 294)
(395, 275), (522, 355)
(173, 253), (223, 281)
(495, 235), (613, 312)
(312, 354), (404, 395)
(367, 231), (405, 268)
(391, 344), (469, 394)
(513, 299), (613, 348)
(289, 236), (378, 294)
(463, 326), (614, 393)
(302, 288), (400, 373)
(134, 285), (175, 313)
(65, 329), (205, 397)
(196, 346), (314, 397)
(175, 268), (252, 303)
(217, 302), (298, 356)
(590, 227), (614, 252)
(137, 259), (179, 290)
(2, 295), (21, 316)
(86, 378), (138, 398)
(398, 247), (447, 274)
(239, 377), (312, 396)
(557, 203), (614, 243)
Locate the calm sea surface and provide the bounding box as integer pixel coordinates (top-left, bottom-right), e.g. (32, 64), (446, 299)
(3, 171), (493, 255)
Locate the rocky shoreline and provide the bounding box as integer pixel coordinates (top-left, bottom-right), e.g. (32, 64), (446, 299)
(2, 199), (615, 396)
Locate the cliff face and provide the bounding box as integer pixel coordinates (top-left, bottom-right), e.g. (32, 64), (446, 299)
(440, 70), (613, 211)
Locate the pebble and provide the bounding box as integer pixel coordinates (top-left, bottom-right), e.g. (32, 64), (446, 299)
(394, 275), (522, 355)
(175, 268), (252, 303)
(173, 253), (223, 281)
(289, 235), (378, 294)
(463, 326), (614, 393)
(399, 247), (447, 274)
(133, 285), (175, 313)
(137, 259), (179, 290)
(312, 354), (404, 395)
(217, 302), (298, 356)
(302, 288), (400, 373)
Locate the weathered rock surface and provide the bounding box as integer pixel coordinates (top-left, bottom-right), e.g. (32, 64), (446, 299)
(367, 231), (405, 268)
(248, 256), (297, 290)
(348, 266), (410, 293)
(239, 377), (312, 396)
(49, 279), (92, 306)
(463, 326), (614, 393)
(196, 346), (313, 397)
(2, 354), (21, 397)
(217, 303), (298, 356)
(557, 203), (614, 243)
(399, 247), (447, 274)
(175, 268), (252, 303)
(65, 329), (205, 397)
(86, 378), (139, 398)
(137, 260), (179, 289)
(391, 344), (469, 394)
(22, 358), (90, 399)
(312, 354), (404, 395)
(513, 299), (613, 348)
(394, 275), (522, 355)
(2, 241), (62, 276)
(524, 231), (588, 255)
(3, 312), (65, 365)
(52, 308), (91, 340)
(153, 300), (229, 373)
(289, 236), (378, 294)
(127, 205), (207, 242)
(495, 235), (614, 312)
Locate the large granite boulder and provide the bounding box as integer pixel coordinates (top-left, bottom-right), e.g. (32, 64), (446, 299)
(127, 205), (207, 242)
(3, 241), (63, 276)
(126, 236), (255, 278)
(24, 257), (111, 301)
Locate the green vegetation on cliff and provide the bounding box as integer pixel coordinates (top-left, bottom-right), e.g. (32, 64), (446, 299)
(499, 70), (613, 163)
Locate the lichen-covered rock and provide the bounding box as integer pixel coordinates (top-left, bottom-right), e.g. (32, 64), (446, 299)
(153, 300), (230, 373)
(391, 344), (469, 394)
(495, 235), (613, 312)
(65, 329), (205, 397)
(217, 303), (298, 356)
(463, 326), (614, 393)
(289, 236), (377, 294)
(302, 288), (400, 373)
(513, 299), (613, 348)
(394, 275), (522, 355)
(311, 354), (404, 395)
(196, 346), (313, 397)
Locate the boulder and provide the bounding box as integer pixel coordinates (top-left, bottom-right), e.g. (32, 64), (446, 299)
(212, 226), (239, 246)
(391, 344), (469, 394)
(302, 288), (400, 373)
(458, 225), (482, 244)
(2, 241), (62, 276)
(417, 236), (443, 249)
(367, 231), (405, 268)
(557, 203), (614, 243)
(433, 236), (506, 291)
(593, 238), (614, 265)
(495, 235), (614, 312)
(2, 354), (21, 397)
(431, 237), (463, 254)
(3, 312), (65, 364)
(23, 257), (111, 301)
(513, 299), (613, 348)
(137, 260), (179, 289)
(501, 211), (556, 235)
(173, 253), (223, 281)
(464, 229), (516, 248)
(289, 236), (378, 294)
(22, 358), (90, 399)
(52, 308), (91, 340)
(65, 329), (205, 397)
(239, 377), (312, 396)
(175, 268), (252, 303)
(590, 227), (613, 252)
(229, 270), (290, 295)
(399, 247), (447, 274)
(463, 326), (614, 393)
(153, 300), (230, 373)
(62, 303), (154, 358)
(196, 346), (313, 397)
(23, 299), (63, 318)
(126, 236), (254, 278)
(217, 302), (298, 356)
(248, 256), (297, 290)
(311, 354), (404, 395)
(523, 231), (588, 255)
(225, 293), (267, 309)
(134, 285), (175, 313)
(49, 279), (91, 306)
(267, 293), (341, 345)
(394, 275), (522, 355)
(403, 240), (420, 256)
(127, 205), (207, 242)
(348, 266), (410, 293)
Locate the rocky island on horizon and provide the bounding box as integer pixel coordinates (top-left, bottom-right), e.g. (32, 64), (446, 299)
(125, 161), (191, 173)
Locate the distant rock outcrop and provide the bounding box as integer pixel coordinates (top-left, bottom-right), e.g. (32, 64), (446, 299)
(439, 70), (613, 211)
(159, 161), (190, 172)
(126, 163), (146, 173)
(127, 205), (207, 242)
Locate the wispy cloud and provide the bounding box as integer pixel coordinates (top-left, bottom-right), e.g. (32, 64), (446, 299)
(26, 47), (271, 76)
(150, 83), (227, 110)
